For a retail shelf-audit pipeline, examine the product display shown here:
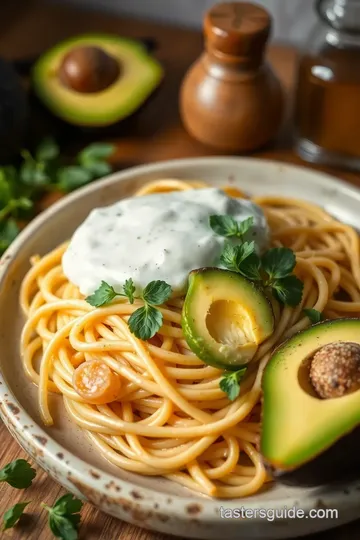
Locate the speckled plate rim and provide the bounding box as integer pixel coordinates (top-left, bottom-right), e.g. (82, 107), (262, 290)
(1, 157), (360, 538)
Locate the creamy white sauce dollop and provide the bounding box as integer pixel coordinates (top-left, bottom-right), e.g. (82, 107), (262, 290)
(62, 188), (269, 296)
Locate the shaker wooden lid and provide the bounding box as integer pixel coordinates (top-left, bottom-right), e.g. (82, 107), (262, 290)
(204, 2), (271, 58)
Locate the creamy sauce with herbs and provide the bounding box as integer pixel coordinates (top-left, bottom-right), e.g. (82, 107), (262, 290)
(62, 188), (269, 295)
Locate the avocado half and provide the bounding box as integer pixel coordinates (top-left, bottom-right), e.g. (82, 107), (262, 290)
(261, 318), (360, 486)
(32, 34), (163, 127)
(182, 268), (274, 370)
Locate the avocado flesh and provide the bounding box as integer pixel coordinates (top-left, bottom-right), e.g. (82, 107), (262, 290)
(261, 318), (360, 484)
(32, 34), (163, 127)
(182, 268), (274, 370)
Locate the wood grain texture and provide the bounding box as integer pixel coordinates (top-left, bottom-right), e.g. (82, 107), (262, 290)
(1, 1), (360, 538)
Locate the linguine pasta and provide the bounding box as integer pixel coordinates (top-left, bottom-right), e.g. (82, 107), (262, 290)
(19, 179), (360, 498)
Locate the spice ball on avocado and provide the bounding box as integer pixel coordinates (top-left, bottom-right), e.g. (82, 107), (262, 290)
(310, 341), (360, 399)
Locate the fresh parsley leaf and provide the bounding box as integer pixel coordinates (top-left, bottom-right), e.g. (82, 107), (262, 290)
(142, 280), (172, 305)
(209, 215), (239, 237)
(42, 493), (83, 540)
(0, 198), (33, 224)
(209, 214), (254, 239)
(0, 459), (36, 489)
(49, 515), (79, 540)
(237, 216), (254, 238)
(14, 197), (33, 210)
(77, 143), (114, 179)
(238, 252), (262, 281)
(220, 241), (255, 273)
(303, 308), (323, 324)
(82, 160), (112, 177)
(128, 305), (163, 340)
(220, 243), (239, 272)
(85, 278), (171, 339)
(219, 368), (247, 401)
(78, 143), (115, 163)
(51, 494), (83, 516)
(272, 275), (304, 307)
(262, 247), (296, 280)
(86, 281), (119, 307)
(57, 166), (93, 192)
(20, 161), (49, 187)
(235, 241), (256, 263)
(3, 501), (30, 531)
(123, 278), (136, 304)
(36, 137), (60, 162)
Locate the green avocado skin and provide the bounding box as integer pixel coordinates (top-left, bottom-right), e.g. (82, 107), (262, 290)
(181, 271), (224, 369)
(269, 428), (360, 486)
(0, 58), (28, 162)
(181, 268), (274, 371)
(261, 318), (360, 486)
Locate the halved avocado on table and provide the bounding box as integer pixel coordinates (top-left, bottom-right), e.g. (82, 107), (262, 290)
(261, 318), (360, 485)
(31, 34), (163, 127)
(182, 268), (274, 370)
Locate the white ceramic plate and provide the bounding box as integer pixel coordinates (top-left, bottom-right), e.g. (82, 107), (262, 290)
(1, 157), (360, 540)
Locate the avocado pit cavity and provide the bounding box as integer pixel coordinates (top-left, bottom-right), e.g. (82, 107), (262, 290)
(59, 46), (120, 94)
(310, 341), (360, 399)
(181, 268), (274, 370)
(206, 299), (256, 359)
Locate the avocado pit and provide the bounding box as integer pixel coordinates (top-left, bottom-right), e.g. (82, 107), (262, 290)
(58, 46), (120, 94)
(309, 341), (360, 399)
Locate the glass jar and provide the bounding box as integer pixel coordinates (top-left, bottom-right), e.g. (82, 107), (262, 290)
(294, 0), (360, 170)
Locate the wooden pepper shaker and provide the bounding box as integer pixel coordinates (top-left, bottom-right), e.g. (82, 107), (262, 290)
(180, 2), (284, 152)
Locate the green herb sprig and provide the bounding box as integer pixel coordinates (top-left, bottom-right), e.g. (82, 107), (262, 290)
(0, 457), (84, 538)
(209, 214), (254, 240)
(219, 368), (247, 401)
(261, 248), (303, 306)
(2, 501), (30, 531)
(58, 143), (114, 192)
(0, 459), (36, 489)
(86, 278), (172, 340)
(211, 215), (304, 307)
(42, 494), (83, 540)
(0, 139), (115, 256)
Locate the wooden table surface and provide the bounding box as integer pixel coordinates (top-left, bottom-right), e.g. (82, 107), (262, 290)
(1, 1), (360, 539)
